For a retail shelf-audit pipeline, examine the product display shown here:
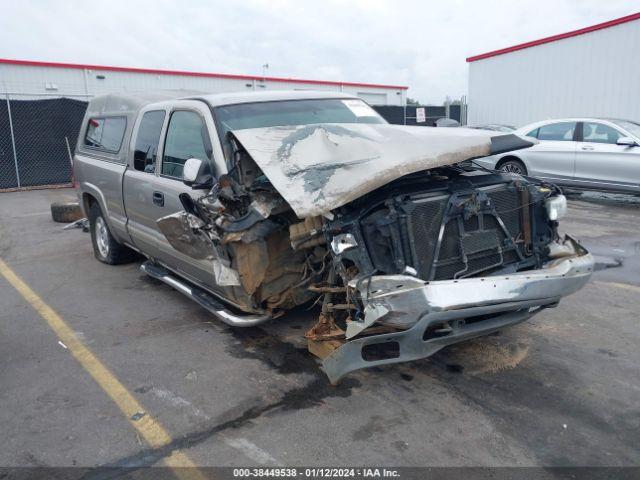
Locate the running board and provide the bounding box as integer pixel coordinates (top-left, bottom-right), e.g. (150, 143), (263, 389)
(140, 261), (271, 327)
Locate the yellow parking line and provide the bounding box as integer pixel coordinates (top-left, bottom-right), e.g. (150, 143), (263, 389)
(0, 258), (206, 479)
(594, 280), (640, 294)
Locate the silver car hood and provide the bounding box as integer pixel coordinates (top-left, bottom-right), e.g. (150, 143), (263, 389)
(231, 123), (496, 218)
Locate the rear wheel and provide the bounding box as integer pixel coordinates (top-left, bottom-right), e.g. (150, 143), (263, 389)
(89, 202), (136, 264)
(498, 158), (527, 176)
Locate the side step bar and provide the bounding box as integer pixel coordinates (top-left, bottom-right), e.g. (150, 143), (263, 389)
(140, 261), (271, 327)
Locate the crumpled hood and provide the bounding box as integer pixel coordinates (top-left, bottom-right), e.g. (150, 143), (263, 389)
(231, 123), (515, 218)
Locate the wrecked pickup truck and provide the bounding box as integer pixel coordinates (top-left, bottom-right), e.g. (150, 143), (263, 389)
(74, 90), (594, 382)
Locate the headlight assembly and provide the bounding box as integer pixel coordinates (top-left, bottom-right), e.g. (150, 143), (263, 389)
(545, 194), (567, 221)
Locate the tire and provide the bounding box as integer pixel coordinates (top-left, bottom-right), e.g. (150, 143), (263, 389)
(51, 202), (83, 223)
(498, 158), (527, 176)
(88, 202), (137, 264)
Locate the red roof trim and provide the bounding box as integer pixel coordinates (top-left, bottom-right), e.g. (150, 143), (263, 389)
(466, 12), (640, 62)
(0, 58), (408, 90)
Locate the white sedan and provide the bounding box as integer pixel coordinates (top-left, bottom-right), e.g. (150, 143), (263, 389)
(475, 118), (640, 194)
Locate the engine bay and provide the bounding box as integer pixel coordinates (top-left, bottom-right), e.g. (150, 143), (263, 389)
(157, 139), (565, 359)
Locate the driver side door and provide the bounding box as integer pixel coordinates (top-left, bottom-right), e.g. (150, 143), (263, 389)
(152, 104), (221, 291)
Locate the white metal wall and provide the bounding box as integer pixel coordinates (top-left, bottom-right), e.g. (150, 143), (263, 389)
(0, 63), (406, 105)
(468, 19), (640, 127)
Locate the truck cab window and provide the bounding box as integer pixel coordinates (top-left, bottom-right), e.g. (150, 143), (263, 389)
(84, 117), (126, 153)
(134, 110), (166, 172)
(162, 111), (212, 179)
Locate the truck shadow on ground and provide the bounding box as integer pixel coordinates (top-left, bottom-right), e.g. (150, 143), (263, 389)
(114, 279), (639, 470)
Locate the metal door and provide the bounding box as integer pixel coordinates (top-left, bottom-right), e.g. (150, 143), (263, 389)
(151, 102), (223, 291)
(574, 121), (640, 193)
(524, 121), (578, 183)
(123, 109), (167, 259)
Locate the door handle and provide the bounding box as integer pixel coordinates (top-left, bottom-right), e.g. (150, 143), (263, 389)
(152, 191), (164, 207)
(581, 145), (594, 151)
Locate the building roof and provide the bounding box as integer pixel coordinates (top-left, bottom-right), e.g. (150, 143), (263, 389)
(466, 12), (640, 62)
(0, 57), (408, 90)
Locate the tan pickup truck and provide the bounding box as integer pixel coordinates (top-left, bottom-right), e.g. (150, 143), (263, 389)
(74, 90), (593, 382)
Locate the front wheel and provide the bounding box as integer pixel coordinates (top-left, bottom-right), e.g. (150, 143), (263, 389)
(89, 202), (136, 264)
(498, 159), (527, 176)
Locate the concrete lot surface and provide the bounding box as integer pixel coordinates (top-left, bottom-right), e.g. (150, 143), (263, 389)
(0, 189), (639, 469)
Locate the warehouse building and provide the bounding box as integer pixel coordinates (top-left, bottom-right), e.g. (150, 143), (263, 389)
(0, 58), (407, 105)
(467, 12), (640, 127)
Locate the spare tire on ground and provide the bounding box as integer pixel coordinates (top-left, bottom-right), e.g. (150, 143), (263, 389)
(51, 202), (83, 223)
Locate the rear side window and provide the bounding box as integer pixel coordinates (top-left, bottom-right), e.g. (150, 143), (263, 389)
(537, 122), (576, 141)
(84, 117), (126, 153)
(582, 122), (622, 144)
(162, 111), (212, 179)
(134, 110), (166, 173)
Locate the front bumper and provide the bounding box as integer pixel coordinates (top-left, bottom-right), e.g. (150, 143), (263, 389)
(322, 244), (594, 383)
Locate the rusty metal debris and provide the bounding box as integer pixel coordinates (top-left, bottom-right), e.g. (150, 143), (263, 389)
(308, 285), (349, 294)
(305, 312), (345, 341)
(289, 216), (324, 250)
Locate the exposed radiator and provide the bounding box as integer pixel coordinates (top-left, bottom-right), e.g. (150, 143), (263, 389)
(401, 186), (526, 280)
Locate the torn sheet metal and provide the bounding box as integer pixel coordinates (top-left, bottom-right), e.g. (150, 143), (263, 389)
(231, 123), (497, 218)
(232, 240), (269, 295)
(212, 259), (242, 287)
(157, 212), (213, 260)
(157, 211), (241, 286)
(345, 304), (389, 339)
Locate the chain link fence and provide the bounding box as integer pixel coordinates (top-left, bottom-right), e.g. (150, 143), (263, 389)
(1, 93), (90, 191)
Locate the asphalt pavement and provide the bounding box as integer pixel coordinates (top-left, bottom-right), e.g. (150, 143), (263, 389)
(0, 188), (638, 471)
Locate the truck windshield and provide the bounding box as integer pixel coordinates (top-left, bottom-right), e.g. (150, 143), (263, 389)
(214, 98), (386, 143)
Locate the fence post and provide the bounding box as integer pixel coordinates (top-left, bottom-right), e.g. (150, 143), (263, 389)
(5, 92), (21, 189)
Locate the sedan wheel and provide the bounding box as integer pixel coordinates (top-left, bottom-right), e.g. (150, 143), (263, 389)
(499, 160), (527, 176)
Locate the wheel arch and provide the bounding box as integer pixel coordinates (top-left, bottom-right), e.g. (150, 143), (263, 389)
(80, 184), (109, 221)
(495, 155), (529, 174)
(495, 154), (523, 169)
(81, 191), (97, 217)
(80, 187), (123, 242)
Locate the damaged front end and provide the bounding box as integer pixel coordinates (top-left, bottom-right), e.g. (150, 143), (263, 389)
(156, 122), (593, 382)
(307, 170), (593, 382)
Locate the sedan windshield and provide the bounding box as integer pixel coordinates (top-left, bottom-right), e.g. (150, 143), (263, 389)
(611, 119), (640, 139)
(214, 98), (386, 140)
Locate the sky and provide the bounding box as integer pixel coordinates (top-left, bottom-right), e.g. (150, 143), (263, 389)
(1, 0), (638, 104)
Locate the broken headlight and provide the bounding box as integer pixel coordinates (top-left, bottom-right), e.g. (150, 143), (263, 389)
(545, 194), (567, 221)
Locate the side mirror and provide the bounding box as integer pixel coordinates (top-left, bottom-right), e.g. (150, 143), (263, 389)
(616, 136), (637, 147)
(183, 158), (213, 189)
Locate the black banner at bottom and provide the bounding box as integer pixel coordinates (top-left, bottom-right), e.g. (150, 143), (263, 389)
(0, 467), (638, 480)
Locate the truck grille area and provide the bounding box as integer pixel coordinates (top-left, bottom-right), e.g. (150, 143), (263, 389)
(361, 184), (529, 281)
(408, 187), (525, 280)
